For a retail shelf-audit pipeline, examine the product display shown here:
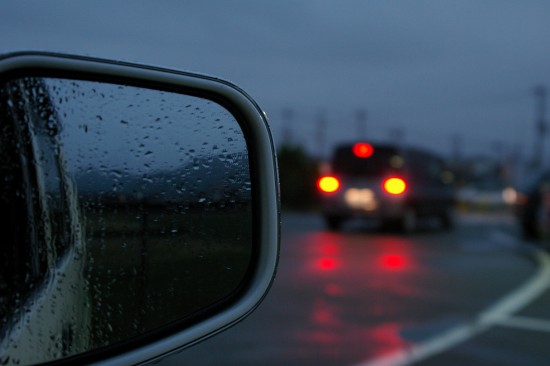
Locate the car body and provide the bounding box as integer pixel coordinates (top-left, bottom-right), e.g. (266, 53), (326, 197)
(318, 142), (455, 231)
(515, 171), (550, 241)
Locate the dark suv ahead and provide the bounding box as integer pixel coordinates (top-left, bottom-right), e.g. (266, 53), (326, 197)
(318, 142), (455, 232)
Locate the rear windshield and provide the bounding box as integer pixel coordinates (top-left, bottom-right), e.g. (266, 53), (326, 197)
(331, 145), (403, 177)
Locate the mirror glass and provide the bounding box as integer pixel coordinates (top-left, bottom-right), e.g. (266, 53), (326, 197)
(0, 76), (253, 364)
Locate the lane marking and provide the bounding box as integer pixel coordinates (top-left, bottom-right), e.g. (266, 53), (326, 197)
(355, 246), (550, 366)
(496, 316), (550, 334)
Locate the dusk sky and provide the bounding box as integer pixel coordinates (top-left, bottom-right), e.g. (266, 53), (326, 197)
(3, 1), (550, 162)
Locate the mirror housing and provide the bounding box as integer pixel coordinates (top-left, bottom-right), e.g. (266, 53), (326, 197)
(0, 52), (279, 365)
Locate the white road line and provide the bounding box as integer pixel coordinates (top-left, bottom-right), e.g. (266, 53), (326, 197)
(496, 316), (550, 333)
(354, 248), (550, 366)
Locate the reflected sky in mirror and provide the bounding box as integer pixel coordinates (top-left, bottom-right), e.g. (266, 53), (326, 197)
(45, 78), (251, 204)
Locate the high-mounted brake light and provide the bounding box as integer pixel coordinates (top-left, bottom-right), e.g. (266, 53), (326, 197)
(353, 142), (374, 158)
(383, 177), (407, 195)
(318, 176), (340, 193)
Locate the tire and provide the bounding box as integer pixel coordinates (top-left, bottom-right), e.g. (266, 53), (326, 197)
(522, 204), (547, 241)
(521, 221), (538, 240)
(397, 208), (417, 233)
(440, 208), (455, 231)
(325, 216), (343, 231)
(535, 203), (550, 241)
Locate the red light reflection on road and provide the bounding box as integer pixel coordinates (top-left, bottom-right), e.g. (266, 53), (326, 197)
(321, 242), (340, 255)
(307, 233), (344, 272)
(368, 323), (411, 356)
(312, 299), (340, 326)
(286, 229), (421, 362)
(378, 253), (408, 270)
(316, 257), (340, 271)
(324, 283), (344, 296)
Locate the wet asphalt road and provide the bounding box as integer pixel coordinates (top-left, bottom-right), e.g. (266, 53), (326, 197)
(159, 211), (550, 365)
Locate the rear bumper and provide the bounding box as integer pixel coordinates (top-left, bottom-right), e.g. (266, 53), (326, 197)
(320, 193), (406, 220)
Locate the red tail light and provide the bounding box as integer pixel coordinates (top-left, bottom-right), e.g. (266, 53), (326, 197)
(318, 176), (340, 193)
(353, 142), (374, 158)
(383, 177), (407, 195)
(379, 253), (407, 270)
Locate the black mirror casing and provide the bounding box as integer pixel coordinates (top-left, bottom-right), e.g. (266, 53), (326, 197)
(0, 53), (279, 365)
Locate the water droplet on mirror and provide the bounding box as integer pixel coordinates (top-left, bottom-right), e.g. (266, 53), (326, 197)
(110, 170), (123, 179)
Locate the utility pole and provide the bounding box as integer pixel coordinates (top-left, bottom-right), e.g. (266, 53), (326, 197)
(492, 140), (504, 163)
(282, 108), (294, 146)
(389, 127), (405, 146)
(532, 85), (547, 169)
(451, 134), (462, 164)
(356, 109), (367, 140)
(315, 110), (327, 160)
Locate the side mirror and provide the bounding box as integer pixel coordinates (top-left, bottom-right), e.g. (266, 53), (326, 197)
(0, 53), (279, 365)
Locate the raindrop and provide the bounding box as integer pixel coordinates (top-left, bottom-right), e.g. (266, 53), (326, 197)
(110, 170), (123, 179)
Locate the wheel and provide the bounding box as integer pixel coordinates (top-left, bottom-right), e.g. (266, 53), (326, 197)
(521, 215), (539, 241)
(324, 216), (343, 231)
(398, 208), (417, 233)
(522, 203), (549, 241)
(440, 208), (455, 231)
(535, 203), (550, 241)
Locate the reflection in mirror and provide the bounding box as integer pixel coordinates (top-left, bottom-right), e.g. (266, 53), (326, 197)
(0, 77), (252, 364)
